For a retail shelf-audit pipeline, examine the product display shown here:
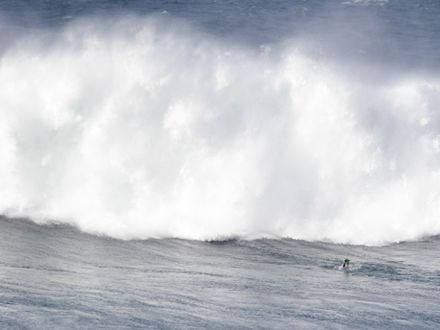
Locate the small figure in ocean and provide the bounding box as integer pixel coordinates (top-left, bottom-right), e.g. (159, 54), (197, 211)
(342, 258), (350, 269)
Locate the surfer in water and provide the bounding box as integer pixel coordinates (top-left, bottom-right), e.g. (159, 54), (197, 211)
(342, 259), (350, 269)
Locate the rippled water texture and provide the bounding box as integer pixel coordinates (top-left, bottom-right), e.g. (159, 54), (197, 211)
(1, 217), (439, 329)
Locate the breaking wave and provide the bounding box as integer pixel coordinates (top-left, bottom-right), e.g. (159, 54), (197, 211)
(1, 16), (440, 245)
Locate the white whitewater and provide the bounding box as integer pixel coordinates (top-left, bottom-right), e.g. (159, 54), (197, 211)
(1, 16), (440, 245)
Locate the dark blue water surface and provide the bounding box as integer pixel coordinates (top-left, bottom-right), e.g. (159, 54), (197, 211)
(1, 0), (440, 67)
(0, 217), (439, 329)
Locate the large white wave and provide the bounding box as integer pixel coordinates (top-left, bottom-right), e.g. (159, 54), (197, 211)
(1, 16), (440, 245)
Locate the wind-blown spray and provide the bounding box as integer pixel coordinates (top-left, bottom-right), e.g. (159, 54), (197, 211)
(1, 16), (440, 245)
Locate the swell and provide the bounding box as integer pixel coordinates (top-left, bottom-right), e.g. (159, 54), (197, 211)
(1, 16), (440, 245)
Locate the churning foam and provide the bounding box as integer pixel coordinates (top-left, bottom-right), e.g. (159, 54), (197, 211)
(1, 16), (440, 245)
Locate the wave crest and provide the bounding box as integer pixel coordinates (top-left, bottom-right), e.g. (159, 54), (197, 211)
(1, 16), (440, 245)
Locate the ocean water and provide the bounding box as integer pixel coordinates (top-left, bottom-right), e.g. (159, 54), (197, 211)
(1, 0), (440, 328)
(1, 216), (439, 329)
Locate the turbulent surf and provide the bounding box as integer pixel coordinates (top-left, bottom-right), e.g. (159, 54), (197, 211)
(1, 2), (440, 328)
(1, 9), (440, 245)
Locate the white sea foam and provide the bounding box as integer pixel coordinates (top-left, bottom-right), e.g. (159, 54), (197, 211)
(341, 0), (388, 6)
(1, 16), (440, 245)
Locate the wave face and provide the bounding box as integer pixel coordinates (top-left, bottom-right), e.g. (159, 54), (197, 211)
(1, 16), (440, 245)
